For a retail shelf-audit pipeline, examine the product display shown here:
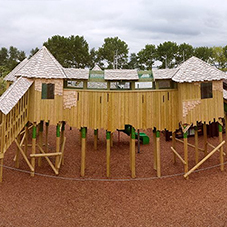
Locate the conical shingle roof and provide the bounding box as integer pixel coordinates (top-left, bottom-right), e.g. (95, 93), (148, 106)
(15, 46), (66, 79)
(172, 56), (226, 83)
(4, 58), (29, 82)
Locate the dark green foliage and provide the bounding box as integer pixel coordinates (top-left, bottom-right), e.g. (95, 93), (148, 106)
(156, 41), (179, 68)
(43, 35), (90, 68)
(97, 37), (129, 69)
(137, 44), (156, 70)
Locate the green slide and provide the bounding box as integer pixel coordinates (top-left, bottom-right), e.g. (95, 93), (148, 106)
(119, 125), (150, 145)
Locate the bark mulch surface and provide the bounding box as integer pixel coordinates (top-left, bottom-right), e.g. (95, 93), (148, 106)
(1, 125), (227, 227)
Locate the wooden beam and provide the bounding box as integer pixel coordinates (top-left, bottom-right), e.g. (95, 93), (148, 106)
(203, 123), (208, 156)
(183, 131), (188, 179)
(172, 131), (176, 164)
(31, 124), (36, 177)
(60, 122), (65, 165)
(55, 123), (61, 168)
(195, 126), (199, 164)
(184, 141), (225, 178)
(153, 128), (157, 170)
(15, 136), (20, 168)
(170, 147), (186, 165)
(131, 127), (136, 178)
(24, 123), (28, 156)
(38, 121), (44, 167)
(36, 143), (59, 175)
(156, 130), (161, 177)
(15, 139), (34, 172)
(175, 137), (204, 152)
(57, 137), (66, 169)
(110, 132), (114, 148)
(30, 153), (62, 157)
(106, 131), (111, 177)
(45, 122), (49, 153)
(81, 127), (86, 177)
(219, 123), (224, 171)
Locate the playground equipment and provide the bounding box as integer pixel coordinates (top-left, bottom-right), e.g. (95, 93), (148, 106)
(0, 46), (226, 182)
(118, 124), (150, 145)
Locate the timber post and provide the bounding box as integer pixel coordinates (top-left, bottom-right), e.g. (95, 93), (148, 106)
(203, 123), (208, 156)
(38, 121), (44, 167)
(172, 131), (176, 164)
(131, 127), (136, 178)
(94, 129), (98, 150)
(106, 131), (111, 177)
(15, 136), (20, 168)
(153, 128), (157, 170)
(110, 132), (114, 148)
(219, 123), (224, 171)
(195, 125), (199, 164)
(61, 121), (65, 165)
(45, 122), (49, 153)
(24, 122), (29, 156)
(55, 123), (61, 168)
(31, 123), (36, 177)
(183, 130), (188, 179)
(156, 130), (161, 177)
(81, 127), (86, 177)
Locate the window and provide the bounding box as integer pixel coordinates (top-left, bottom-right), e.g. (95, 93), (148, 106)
(135, 82), (153, 89)
(110, 82), (131, 90)
(201, 82), (212, 99)
(41, 83), (55, 99)
(158, 80), (171, 89)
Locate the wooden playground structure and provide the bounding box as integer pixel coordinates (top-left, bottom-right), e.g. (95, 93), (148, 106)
(0, 46), (226, 182)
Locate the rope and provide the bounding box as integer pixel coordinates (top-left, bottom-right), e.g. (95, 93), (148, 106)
(1, 161), (227, 182)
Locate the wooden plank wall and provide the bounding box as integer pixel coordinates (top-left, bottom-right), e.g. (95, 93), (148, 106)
(63, 89), (179, 132)
(28, 80), (63, 125)
(0, 90), (30, 153)
(178, 81), (224, 124)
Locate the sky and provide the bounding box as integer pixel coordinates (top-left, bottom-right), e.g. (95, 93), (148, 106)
(0, 0), (227, 55)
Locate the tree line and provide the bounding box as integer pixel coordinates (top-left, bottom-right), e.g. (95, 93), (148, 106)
(1, 35), (227, 79)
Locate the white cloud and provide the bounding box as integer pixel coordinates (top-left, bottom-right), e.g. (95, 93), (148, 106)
(0, 0), (227, 54)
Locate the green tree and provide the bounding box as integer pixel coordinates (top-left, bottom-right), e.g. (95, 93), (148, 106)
(127, 53), (139, 69)
(29, 47), (39, 58)
(194, 46), (213, 63)
(156, 41), (178, 68)
(211, 46), (227, 70)
(98, 37), (129, 69)
(176, 43), (194, 65)
(44, 35), (90, 68)
(137, 44), (156, 70)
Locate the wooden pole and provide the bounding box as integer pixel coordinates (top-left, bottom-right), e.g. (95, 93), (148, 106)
(118, 131), (120, 145)
(203, 123), (208, 156)
(183, 131), (188, 179)
(38, 121), (43, 167)
(81, 127), (86, 177)
(0, 155), (3, 183)
(24, 123), (29, 156)
(195, 126), (199, 164)
(225, 114), (227, 153)
(137, 129), (140, 154)
(61, 121), (65, 165)
(153, 128), (157, 170)
(172, 131), (176, 164)
(110, 132), (114, 147)
(131, 127), (136, 178)
(106, 131), (111, 177)
(184, 141), (225, 178)
(130, 126), (132, 170)
(219, 123), (224, 171)
(45, 122), (49, 153)
(156, 130), (161, 177)
(94, 129), (98, 150)
(15, 136), (20, 168)
(31, 124), (36, 177)
(55, 123), (61, 168)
